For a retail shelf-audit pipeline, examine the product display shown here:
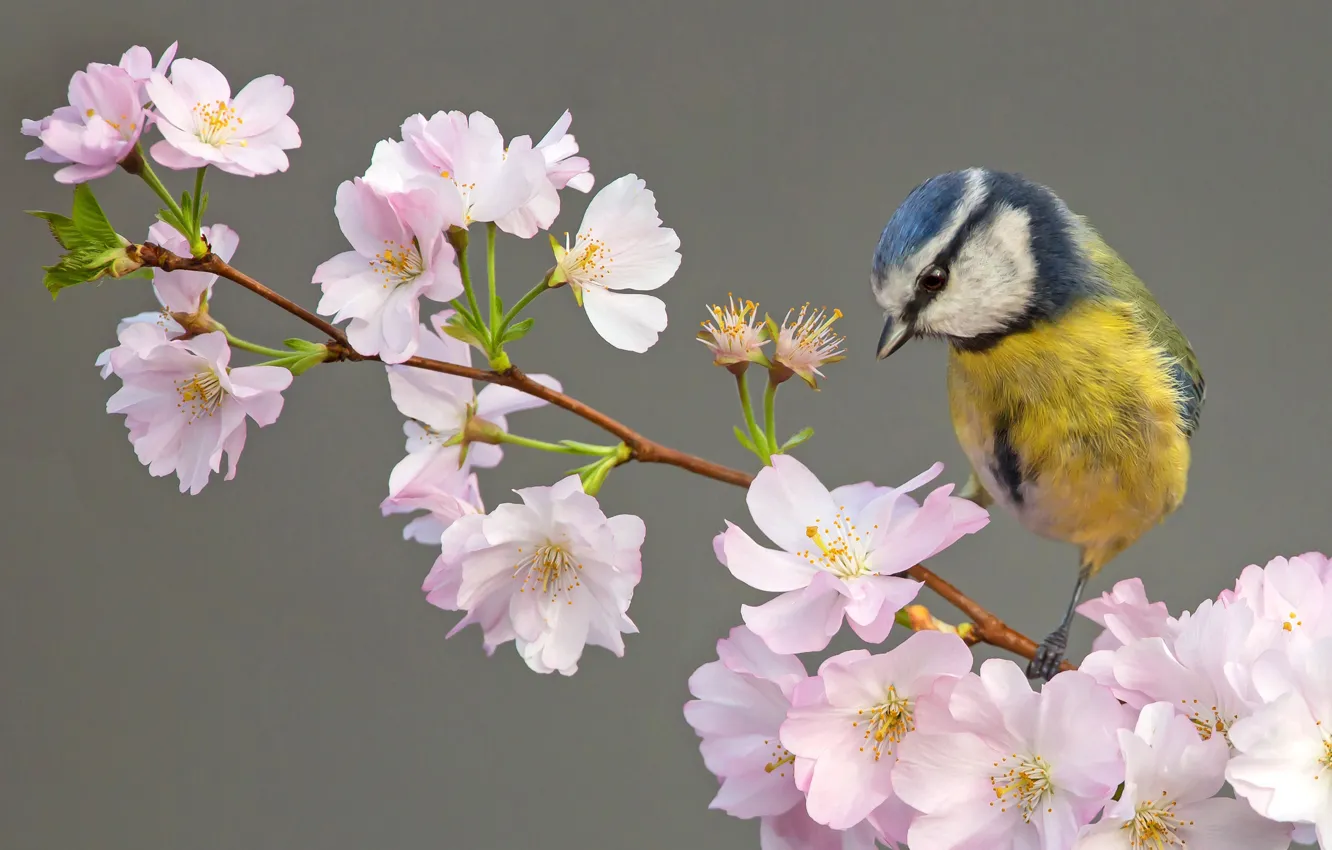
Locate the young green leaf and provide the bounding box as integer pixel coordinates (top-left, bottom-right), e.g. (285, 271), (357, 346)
(287, 351), (328, 376)
(733, 426), (759, 455)
(71, 184), (120, 248)
(283, 338), (325, 353)
(500, 318), (535, 343)
(154, 208), (188, 235)
(42, 261), (91, 298)
(26, 211), (82, 250)
(779, 427), (815, 452)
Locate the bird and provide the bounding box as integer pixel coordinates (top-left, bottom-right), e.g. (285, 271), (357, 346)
(868, 168), (1204, 681)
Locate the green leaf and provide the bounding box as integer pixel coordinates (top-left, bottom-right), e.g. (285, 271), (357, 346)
(442, 323), (483, 347)
(154, 208), (188, 234)
(71, 184), (120, 248)
(283, 338), (324, 352)
(780, 427), (815, 451)
(198, 191), (210, 221)
(733, 426), (759, 454)
(443, 308), (492, 348)
(287, 351), (328, 376)
(42, 262), (90, 298)
(121, 268), (154, 281)
(26, 211), (82, 250)
(500, 318), (535, 343)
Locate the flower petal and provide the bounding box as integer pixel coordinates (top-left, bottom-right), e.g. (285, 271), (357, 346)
(579, 288), (667, 353)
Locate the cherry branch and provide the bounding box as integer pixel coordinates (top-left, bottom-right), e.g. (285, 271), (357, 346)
(131, 242), (1073, 671)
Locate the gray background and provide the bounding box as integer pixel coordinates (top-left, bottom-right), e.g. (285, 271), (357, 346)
(4, 3), (1329, 848)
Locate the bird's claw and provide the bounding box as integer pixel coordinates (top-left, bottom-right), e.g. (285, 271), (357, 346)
(1026, 627), (1068, 682)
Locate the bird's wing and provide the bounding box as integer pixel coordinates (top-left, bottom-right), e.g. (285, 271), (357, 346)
(1077, 219), (1206, 437)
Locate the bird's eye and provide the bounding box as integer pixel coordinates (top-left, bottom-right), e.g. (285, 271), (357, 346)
(918, 264), (949, 292)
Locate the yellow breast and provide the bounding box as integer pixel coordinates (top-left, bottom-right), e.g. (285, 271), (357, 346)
(946, 299), (1191, 572)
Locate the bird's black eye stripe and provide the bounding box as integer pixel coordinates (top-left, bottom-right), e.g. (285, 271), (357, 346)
(917, 263), (949, 292)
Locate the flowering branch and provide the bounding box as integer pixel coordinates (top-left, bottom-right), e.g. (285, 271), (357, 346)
(129, 240), (1068, 669)
(29, 46), (1327, 850)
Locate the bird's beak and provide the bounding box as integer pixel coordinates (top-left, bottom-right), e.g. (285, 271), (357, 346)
(876, 315), (913, 360)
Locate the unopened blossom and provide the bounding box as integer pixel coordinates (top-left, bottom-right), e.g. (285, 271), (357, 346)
(698, 294), (770, 370)
(1074, 701), (1291, 850)
(552, 174), (682, 353)
(147, 58), (301, 176)
(1081, 599), (1280, 741)
(779, 632), (973, 835)
(424, 476), (643, 675)
(104, 329), (291, 494)
(1077, 577), (1175, 652)
(313, 178), (463, 363)
(1226, 637), (1332, 847)
(25, 62), (145, 183)
(769, 303), (846, 388)
(893, 662), (1131, 850)
(381, 313), (558, 541)
(717, 455), (988, 654)
(144, 221), (239, 313)
(683, 626), (878, 850)
(363, 110), (549, 236)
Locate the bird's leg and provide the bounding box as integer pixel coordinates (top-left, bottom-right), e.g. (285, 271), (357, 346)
(1025, 560), (1092, 682)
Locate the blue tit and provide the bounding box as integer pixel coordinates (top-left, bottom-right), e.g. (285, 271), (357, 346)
(869, 168), (1204, 680)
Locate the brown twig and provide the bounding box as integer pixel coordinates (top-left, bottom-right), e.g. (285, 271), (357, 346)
(132, 244), (1073, 670)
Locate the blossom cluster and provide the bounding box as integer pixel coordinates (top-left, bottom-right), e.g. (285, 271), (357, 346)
(687, 548), (1332, 849)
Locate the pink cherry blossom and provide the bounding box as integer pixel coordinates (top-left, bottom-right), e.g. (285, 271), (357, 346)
(25, 62), (145, 183)
(1226, 553), (1332, 640)
(381, 437), (484, 544)
(1226, 637), (1332, 846)
(363, 110), (549, 237)
(313, 178), (463, 363)
(380, 312), (560, 540)
(147, 58), (301, 176)
(104, 329), (291, 494)
(778, 632), (973, 836)
(144, 221), (239, 313)
(1074, 702), (1291, 850)
(893, 662), (1132, 850)
(1080, 599), (1281, 741)
(717, 455), (988, 654)
(683, 626), (878, 850)
(493, 110), (596, 237)
(1076, 577), (1176, 652)
(423, 476), (643, 675)
(551, 174), (682, 352)
(385, 312), (560, 470)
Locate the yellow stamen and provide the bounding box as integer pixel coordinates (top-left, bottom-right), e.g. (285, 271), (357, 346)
(176, 369), (226, 422)
(512, 543), (582, 604)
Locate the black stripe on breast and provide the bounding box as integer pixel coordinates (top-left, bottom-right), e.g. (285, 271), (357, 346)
(991, 412), (1026, 506)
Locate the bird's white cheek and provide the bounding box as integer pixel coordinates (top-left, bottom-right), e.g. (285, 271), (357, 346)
(921, 273), (1035, 338)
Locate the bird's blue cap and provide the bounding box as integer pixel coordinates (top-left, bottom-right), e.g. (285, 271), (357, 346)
(872, 171), (968, 280)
